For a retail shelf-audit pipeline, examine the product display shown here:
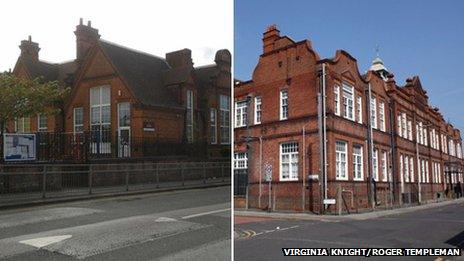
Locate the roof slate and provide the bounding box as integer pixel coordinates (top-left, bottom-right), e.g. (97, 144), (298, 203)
(99, 40), (180, 108)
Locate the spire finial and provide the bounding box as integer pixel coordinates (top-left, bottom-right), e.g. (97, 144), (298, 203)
(375, 44), (380, 58)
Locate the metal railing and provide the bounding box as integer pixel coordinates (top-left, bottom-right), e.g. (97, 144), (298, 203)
(0, 162), (230, 206)
(233, 169), (248, 196)
(0, 131), (211, 163)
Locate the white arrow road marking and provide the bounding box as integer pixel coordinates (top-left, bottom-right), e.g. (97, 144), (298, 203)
(181, 208), (230, 219)
(19, 235), (72, 248)
(155, 217), (177, 222)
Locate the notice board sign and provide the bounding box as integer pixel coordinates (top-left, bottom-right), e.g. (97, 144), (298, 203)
(3, 133), (36, 161)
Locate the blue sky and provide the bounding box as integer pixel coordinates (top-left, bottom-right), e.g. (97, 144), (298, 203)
(235, 0), (464, 130)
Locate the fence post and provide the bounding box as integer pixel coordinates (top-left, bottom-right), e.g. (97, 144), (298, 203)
(125, 167), (129, 191)
(155, 163), (160, 188)
(88, 165), (93, 195)
(203, 162), (207, 184)
(181, 164), (185, 186)
(42, 165), (47, 199)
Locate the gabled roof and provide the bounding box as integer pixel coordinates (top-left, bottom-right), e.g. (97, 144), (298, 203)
(99, 40), (179, 108)
(21, 58), (58, 82)
(16, 57), (76, 88)
(404, 76), (428, 98)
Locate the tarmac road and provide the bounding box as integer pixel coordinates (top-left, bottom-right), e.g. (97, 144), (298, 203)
(0, 186), (231, 260)
(235, 200), (464, 261)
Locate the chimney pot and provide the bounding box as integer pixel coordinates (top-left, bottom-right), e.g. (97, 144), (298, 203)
(28, 35), (31, 42)
(75, 19), (100, 61)
(79, 18), (83, 25)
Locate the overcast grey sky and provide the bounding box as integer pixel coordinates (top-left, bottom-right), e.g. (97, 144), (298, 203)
(0, 0), (232, 71)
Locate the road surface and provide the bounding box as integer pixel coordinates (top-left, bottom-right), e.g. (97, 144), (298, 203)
(235, 200), (464, 260)
(0, 186), (231, 260)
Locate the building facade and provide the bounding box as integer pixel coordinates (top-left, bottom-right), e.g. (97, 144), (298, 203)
(234, 25), (463, 213)
(2, 19), (231, 162)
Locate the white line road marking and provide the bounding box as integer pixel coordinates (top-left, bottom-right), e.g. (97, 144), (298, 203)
(244, 225), (300, 239)
(19, 235), (72, 248)
(181, 208), (230, 219)
(279, 225), (299, 231)
(155, 217), (178, 222)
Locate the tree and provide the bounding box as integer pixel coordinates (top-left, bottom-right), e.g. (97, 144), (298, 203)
(0, 73), (69, 133)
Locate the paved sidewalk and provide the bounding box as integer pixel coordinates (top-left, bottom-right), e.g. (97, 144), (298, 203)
(235, 197), (464, 221)
(0, 179), (230, 210)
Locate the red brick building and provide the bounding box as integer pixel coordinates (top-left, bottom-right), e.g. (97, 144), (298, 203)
(234, 25), (463, 213)
(3, 19), (231, 162)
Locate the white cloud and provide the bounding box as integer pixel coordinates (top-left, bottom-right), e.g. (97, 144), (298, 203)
(0, 0), (232, 71)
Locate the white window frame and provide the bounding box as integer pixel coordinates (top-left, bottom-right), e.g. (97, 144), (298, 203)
(423, 127), (428, 146)
(353, 145), (363, 181)
(372, 149), (379, 181)
(418, 122), (423, 145)
(425, 160), (430, 183)
(381, 150), (387, 182)
(210, 108), (217, 144)
(404, 155), (409, 182)
(379, 102), (385, 131)
(37, 114), (48, 132)
(220, 95), (231, 144)
(335, 141), (348, 180)
(90, 85), (111, 154)
(370, 96), (377, 129)
(438, 163), (441, 183)
(398, 115), (402, 136)
(280, 142), (299, 181)
(234, 152), (248, 169)
(356, 96), (362, 124)
(235, 100), (247, 128)
(342, 83), (354, 121)
(402, 113), (407, 138)
(407, 121), (412, 141)
(16, 117), (31, 133)
(280, 90), (288, 120)
(410, 156), (415, 182)
(334, 85), (340, 116)
(73, 107), (84, 134)
(254, 96), (261, 124)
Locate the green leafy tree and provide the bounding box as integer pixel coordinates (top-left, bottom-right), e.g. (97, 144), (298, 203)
(0, 73), (69, 133)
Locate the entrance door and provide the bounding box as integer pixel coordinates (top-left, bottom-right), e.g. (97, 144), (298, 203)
(118, 103), (131, 158)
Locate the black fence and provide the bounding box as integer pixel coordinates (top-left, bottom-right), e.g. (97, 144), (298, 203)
(1, 131), (209, 163)
(234, 169), (248, 196)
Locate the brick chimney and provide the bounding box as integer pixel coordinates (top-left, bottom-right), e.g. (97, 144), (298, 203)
(166, 49), (193, 68)
(385, 73), (396, 91)
(74, 18), (100, 61)
(263, 24), (280, 54)
(19, 36), (40, 61)
(214, 49), (231, 72)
